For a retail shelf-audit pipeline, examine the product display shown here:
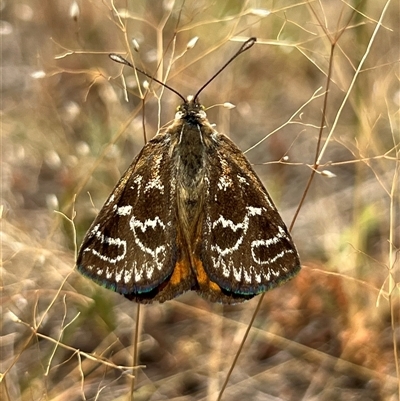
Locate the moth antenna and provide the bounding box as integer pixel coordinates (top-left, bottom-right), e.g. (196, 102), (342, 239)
(109, 53), (186, 102)
(193, 37), (257, 101)
(110, 38), (256, 104)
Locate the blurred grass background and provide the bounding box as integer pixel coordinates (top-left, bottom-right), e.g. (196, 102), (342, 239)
(1, 0), (399, 400)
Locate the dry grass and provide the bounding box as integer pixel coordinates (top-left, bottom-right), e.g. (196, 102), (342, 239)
(1, 1), (399, 400)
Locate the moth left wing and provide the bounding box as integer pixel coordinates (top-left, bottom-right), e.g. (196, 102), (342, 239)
(77, 134), (196, 303)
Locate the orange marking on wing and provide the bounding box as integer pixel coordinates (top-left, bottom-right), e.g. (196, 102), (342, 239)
(169, 255), (192, 285)
(192, 256), (221, 293)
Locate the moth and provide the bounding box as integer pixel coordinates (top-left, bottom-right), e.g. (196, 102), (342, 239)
(76, 38), (301, 303)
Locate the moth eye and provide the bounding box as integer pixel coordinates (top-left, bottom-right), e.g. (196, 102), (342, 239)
(198, 109), (207, 119)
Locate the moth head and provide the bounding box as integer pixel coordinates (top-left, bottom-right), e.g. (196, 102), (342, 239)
(175, 95), (207, 120)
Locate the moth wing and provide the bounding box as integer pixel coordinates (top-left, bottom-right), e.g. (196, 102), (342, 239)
(77, 135), (195, 302)
(199, 133), (300, 299)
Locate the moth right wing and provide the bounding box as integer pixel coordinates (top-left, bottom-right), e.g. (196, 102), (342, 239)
(196, 132), (300, 303)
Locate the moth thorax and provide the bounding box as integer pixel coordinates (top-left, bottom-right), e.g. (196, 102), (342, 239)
(177, 124), (206, 188)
